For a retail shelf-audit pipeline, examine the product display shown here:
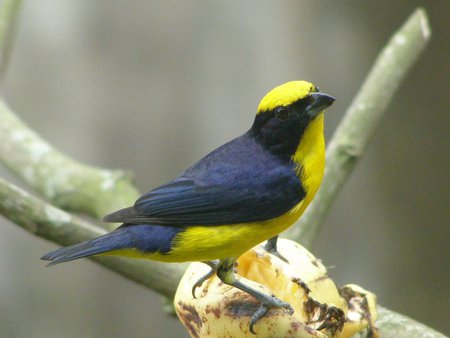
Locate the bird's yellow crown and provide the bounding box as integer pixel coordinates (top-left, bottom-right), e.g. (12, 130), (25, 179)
(257, 81), (315, 113)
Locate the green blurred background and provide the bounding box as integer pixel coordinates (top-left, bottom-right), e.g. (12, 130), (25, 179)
(0, 1), (448, 337)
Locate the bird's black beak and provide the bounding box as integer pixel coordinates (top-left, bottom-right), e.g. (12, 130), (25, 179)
(305, 92), (335, 118)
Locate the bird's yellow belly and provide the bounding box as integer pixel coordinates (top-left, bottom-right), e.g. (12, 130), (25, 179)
(156, 200), (306, 262)
(101, 199), (308, 263)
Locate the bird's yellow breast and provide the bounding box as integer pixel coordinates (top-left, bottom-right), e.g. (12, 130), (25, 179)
(292, 112), (325, 209)
(163, 200), (305, 262)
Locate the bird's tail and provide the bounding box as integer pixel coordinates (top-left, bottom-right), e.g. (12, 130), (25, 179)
(41, 224), (182, 266)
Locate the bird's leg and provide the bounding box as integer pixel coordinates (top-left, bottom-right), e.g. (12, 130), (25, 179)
(264, 235), (288, 262)
(216, 257), (294, 334)
(192, 260), (220, 298)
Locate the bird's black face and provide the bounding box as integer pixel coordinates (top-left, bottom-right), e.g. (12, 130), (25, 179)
(250, 92), (335, 159)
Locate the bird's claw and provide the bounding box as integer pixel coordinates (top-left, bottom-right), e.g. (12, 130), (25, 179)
(249, 303), (269, 334)
(191, 274), (212, 298)
(191, 260), (219, 298)
(249, 297), (294, 334)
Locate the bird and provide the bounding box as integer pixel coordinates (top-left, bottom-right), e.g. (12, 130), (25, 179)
(41, 80), (335, 332)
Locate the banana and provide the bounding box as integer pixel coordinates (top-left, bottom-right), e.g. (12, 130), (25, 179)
(175, 239), (378, 338)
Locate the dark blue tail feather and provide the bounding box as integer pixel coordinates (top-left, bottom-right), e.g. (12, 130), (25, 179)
(41, 224), (183, 266)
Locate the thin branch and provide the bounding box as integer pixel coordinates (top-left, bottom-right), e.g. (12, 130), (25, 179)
(0, 0), (22, 84)
(0, 176), (186, 298)
(284, 8), (431, 247)
(0, 99), (140, 225)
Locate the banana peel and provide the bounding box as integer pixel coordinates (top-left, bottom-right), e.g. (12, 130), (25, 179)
(175, 238), (379, 338)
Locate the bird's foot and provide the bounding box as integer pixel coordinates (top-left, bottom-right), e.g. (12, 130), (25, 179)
(217, 257), (294, 334)
(191, 260), (220, 298)
(249, 295), (294, 334)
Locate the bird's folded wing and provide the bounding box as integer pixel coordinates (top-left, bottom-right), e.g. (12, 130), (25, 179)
(103, 175), (304, 226)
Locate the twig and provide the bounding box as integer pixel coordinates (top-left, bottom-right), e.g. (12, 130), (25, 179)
(0, 0), (22, 84)
(284, 8), (432, 247)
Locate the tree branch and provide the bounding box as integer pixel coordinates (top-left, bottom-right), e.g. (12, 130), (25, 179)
(0, 99), (141, 225)
(284, 8), (432, 248)
(0, 176), (186, 298)
(355, 307), (447, 338)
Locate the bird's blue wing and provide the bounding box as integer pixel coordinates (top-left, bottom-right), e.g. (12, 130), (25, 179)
(104, 173), (304, 226)
(103, 134), (305, 226)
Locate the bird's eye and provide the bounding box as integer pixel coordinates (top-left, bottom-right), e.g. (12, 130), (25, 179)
(275, 107), (289, 120)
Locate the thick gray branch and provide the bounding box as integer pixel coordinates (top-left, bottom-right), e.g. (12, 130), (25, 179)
(284, 8), (431, 247)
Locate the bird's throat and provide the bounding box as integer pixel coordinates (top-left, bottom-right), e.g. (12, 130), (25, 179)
(292, 113), (325, 207)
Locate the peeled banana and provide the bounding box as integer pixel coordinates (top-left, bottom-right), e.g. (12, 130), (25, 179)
(175, 238), (379, 338)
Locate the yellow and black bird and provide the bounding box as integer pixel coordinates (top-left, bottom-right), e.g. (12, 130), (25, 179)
(42, 81), (334, 331)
